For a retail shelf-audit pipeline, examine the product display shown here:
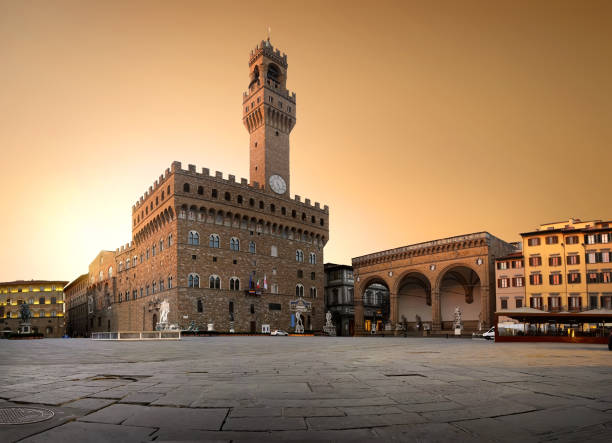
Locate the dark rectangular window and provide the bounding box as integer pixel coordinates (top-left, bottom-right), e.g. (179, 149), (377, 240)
(529, 274), (542, 285)
(566, 235), (579, 244)
(528, 238), (541, 246)
(548, 256), (562, 266)
(297, 270), (303, 278)
(529, 256), (542, 266)
(501, 299), (508, 309)
(545, 235), (558, 245)
(516, 298), (523, 308)
(310, 272), (315, 280)
(549, 274), (562, 285)
(587, 273), (600, 284)
(268, 303), (282, 311)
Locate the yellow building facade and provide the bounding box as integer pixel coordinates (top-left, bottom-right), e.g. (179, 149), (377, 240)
(522, 218), (611, 312)
(0, 280), (68, 337)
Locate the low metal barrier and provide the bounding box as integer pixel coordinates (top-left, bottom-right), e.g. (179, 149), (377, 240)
(91, 331), (181, 341)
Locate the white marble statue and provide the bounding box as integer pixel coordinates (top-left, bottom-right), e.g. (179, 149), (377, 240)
(325, 311), (333, 328)
(454, 306), (462, 330)
(295, 310), (304, 334)
(159, 299), (170, 325)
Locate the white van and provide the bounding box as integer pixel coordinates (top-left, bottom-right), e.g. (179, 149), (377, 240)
(483, 326), (495, 340)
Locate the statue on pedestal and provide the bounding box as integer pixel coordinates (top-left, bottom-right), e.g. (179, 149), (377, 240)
(156, 299), (170, 330)
(294, 310), (304, 334)
(323, 311), (336, 336)
(454, 306), (462, 335)
(19, 303), (32, 334)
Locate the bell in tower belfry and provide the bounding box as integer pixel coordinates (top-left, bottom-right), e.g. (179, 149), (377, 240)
(243, 40), (296, 197)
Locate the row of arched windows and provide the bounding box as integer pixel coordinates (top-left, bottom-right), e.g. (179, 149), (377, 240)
(295, 250), (317, 264)
(118, 234), (173, 274)
(188, 273), (235, 290)
(187, 231), (273, 257)
(180, 184), (325, 227)
(177, 205), (326, 248)
(117, 276), (173, 303)
(187, 231), (316, 262)
(185, 274), (315, 298)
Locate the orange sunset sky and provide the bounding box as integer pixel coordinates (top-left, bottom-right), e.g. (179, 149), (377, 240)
(1, 0), (611, 282)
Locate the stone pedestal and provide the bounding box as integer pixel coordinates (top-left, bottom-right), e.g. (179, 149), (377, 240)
(323, 325), (336, 336)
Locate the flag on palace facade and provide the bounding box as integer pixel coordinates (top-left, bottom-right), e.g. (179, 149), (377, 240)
(263, 275), (268, 290)
(256, 279), (260, 289)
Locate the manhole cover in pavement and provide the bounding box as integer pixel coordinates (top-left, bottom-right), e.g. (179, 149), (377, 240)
(0, 407), (55, 425)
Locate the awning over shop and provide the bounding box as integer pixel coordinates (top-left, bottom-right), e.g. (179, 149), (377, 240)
(495, 308), (612, 323)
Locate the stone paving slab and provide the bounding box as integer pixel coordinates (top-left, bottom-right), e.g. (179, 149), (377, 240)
(19, 421), (156, 443)
(306, 411), (426, 430)
(222, 416), (307, 431)
(0, 337), (611, 442)
(373, 422), (478, 442)
(118, 391), (162, 404)
(62, 397), (116, 412)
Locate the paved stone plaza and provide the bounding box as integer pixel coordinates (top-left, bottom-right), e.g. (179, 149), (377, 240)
(0, 337), (610, 442)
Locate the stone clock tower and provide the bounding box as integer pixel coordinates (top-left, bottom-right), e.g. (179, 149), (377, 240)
(243, 39), (296, 196)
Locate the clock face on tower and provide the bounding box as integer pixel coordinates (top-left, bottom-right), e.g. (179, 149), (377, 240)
(269, 175), (287, 194)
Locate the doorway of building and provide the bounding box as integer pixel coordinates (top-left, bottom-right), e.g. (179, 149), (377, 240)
(250, 321), (256, 333)
(152, 314), (157, 331)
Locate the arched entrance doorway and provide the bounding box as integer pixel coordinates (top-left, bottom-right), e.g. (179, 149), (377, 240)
(396, 272), (432, 333)
(362, 280), (390, 334)
(152, 314), (158, 331)
(438, 266), (482, 331)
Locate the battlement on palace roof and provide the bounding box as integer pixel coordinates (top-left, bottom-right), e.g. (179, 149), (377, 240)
(133, 161), (328, 215)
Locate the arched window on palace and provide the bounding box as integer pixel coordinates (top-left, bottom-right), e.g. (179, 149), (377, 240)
(188, 273), (200, 288)
(209, 234), (220, 248)
(230, 237), (240, 251)
(310, 287), (317, 298)
(309, 252), (316, 264)
(209, 275), (221, 289)
(108, 267), (113, 279)
(188, 231), (200, 245)
(183, 183), (190, 192)
(249, 241), (256, 254)
(229, 277), (240, 291)
(296, 250), (304, 262)
(296, 284), (304, 298)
